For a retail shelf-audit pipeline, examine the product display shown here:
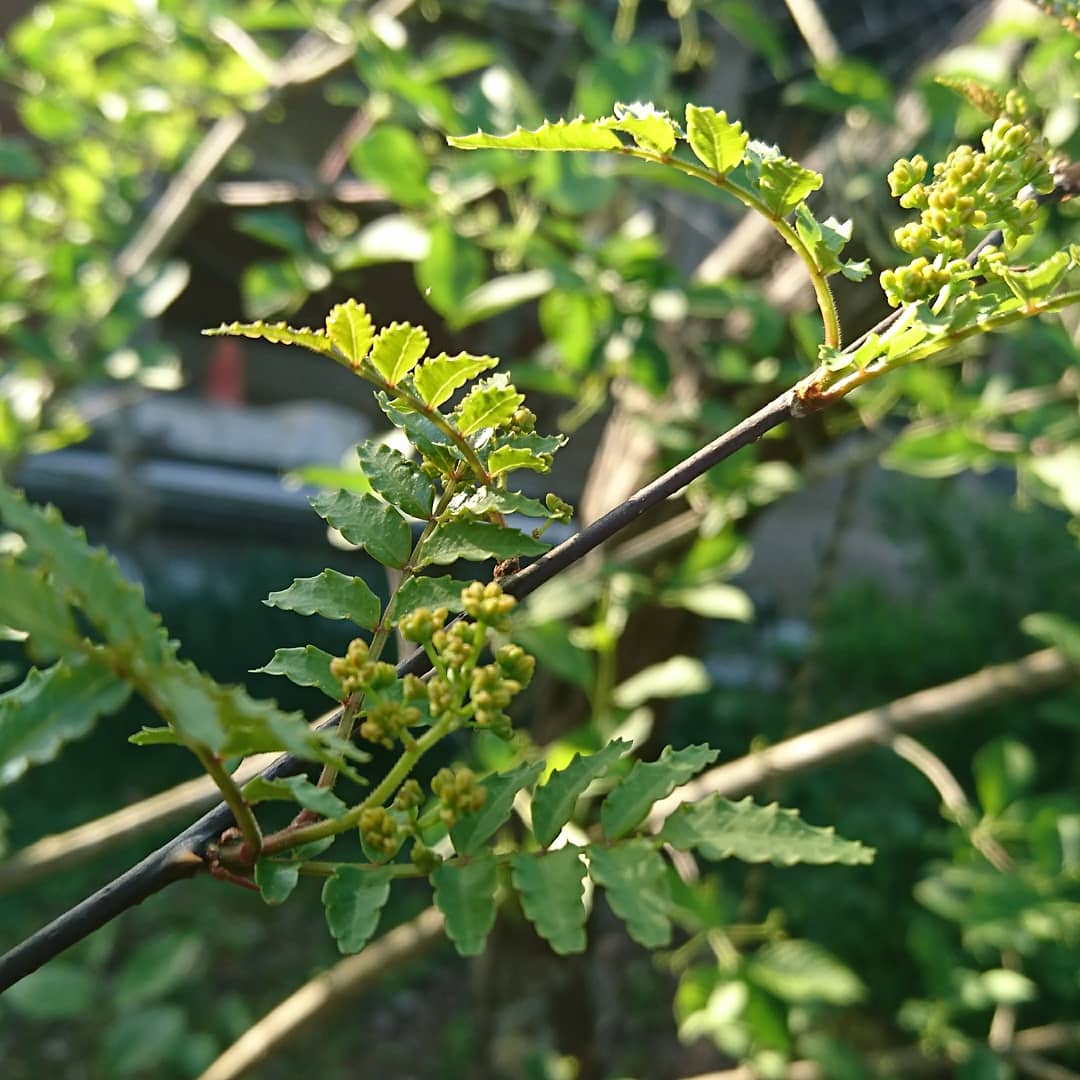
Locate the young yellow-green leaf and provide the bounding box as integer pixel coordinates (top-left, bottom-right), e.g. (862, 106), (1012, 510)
(451, 760), (545, 855)
(254, 859), (301, 905)
(356, 442), (435, 519)
(253, 646), (342, 701)
(415, 520), (549, 568)
(386, 575), (468, 624)
(0, 656), (131, 787)
(588, 841), (672, 948)
(487, 446), (550, 476)
(322, 866), (394, 954)
(325, 300), (374, 367)
(242, 774), (348, 819)
(203, 320), (334, 357)
(685, 105), (748, 176)
(601, 102), (678, 155)
(455, 377), (525, 436)
(370, 322), (429, 385)
(659, 795), (875, 865)
(743, 140), (823, 218)
(432, 852), (498, 956)
(413, 352), (499, 408)
(934, 75), (1006, 119)
(601, 744), (720, 840)
(748, 940), (866, 1005)
(129, 726), (182, 746)
(532, 739), (631, 847)
(310, 490), (413, 568)
(511, 847), (588, 954)
(997, 250), (1074, 307)
(449, 117), (624, 153)
(611, 656), (710, 710)
(264, 569), (381, 628)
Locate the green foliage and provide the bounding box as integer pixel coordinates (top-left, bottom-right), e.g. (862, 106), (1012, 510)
(588, 841), (674, 948)
(321, 867), (394, 954)
(264, 570), (382, 628)
(511, 847), (589, 954)
(432, 854), (499, 957)
(532, 739), (631, 847)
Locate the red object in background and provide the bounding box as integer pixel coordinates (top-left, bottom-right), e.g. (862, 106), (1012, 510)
(206, 338), (247, 403)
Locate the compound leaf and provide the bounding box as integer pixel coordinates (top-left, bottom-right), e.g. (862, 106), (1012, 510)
(432, 853), (498, 956)
(588, 840), (672, 948)
(452, 760), (545, 855)
(310, 490), (413, 568)
(370, 322), (428, 385)
(601, 744), (720, 840)
(659, 795), (875, 866)
(512, 846), (588, 954)
(533, 739), (630, 847)
(325, 299), (374, 366)
(322, 866), (394, 954)
(264, 569), (381, 628)
(685, 105), (748, 175)
(356, 442), (435, 519)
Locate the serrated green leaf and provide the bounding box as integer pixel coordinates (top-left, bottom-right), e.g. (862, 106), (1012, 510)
(747, 939), (866, 1005)
(413, 352), (499, 408)
(742, 140), (823, 217)
(512, 846), (588, 954)
(452, 760), (544, 854)
(533, 739), (631, 847)
(243, 774), (348, 819)
(455, 377), (525, 436)
(128, 726), (182, 746)
(321, 866), (394, 954)
(602, 744), (720, 840)
(794, 204), (857, 277)
(203, 320), (334, 356)
(416, 520), (549, 568)
(659, 795), (875, 866)
(356, 442), (435, 519)
(462, 488), (550, 519)
(588, 841), (672, 947)
(0, 656), (131, 786)
(611, 656), (710, 710)
(310, 490), (413, 568)
(376, 393), (461, 474)
(325, 299), (374, 366)
(998, 250), (1074, 306)
(432, 853), (498, 956)
(487, 446), (550, 476)
(265, 569), (381, 628)
(387, 575), (468, 623)
(370, 322), (429, 385)
(601, 102), (678, 155)
(255, 859), (301, 905)
(449, 117), (624, 153)
(685, 105), (748, 176)
(0, 557), (82, 658)
(253, 646), (342, 701)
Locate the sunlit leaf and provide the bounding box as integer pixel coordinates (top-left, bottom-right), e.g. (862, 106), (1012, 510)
(413, 352), (500, 407)
(203, 320), (333, 356)
(455, 376), (524, 435)
(452, 270), (555, 328)
(370, 322), (429, 386)
(325, 299), (374, 367)
(748, 940), (866, 1005)
(685, 105), (748, 176)
(533, 739), (630, 847)
(611, 656), (710, 710)
(602, 102), (678, 155)
(742, 140), (823, 217)
(449, 117), (624, 153)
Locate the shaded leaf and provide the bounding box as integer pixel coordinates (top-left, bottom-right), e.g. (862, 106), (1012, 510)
(533, 739), (631, 847)
(253, 646), (342, 701)
(370, 322), (429, 386)
(455, 377), (525, 436)
(685, 104), (748, 175)
(0, 656), (131, 786)
(416, 220), (486, 316)
(351, 125), (432, 207)
(321, 866), (394, 954)
(512, 846), (588, 954)
(453, 270), (555, 328)
(748, 939), (866, 1005)
(413, 352), (499, 408)
(3, 962), (97, 1018)
(432, 853), (498, 956)
(310, 490), (412, 568)
(601, 744), (720, 840)
(325, 299), (374, 366)
(356, 442), (435, 519)
(973, 737), (1036, 816)
(452, 760), (545, 854)
(588, 840), (672, 947)
(659, 795), (875, 865)
(101, 1006), (186, 1077)
(387, 575), (468, 623)
(416, 520), (549, 568)
(243, 774), (348, 819)
(129, 726), (182, 746)
(449, 117), (624, 153)
(0, 557), (82, 658)
(114, 932), (203, 1008)
(255, 859), (301, 905)
(265, 569), (381, 628)
(1023, 612), (1080, 664)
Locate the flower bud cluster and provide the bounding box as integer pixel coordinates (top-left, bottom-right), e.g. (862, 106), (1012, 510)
(359, 806), (401, 857)
(393, 779), (424, 812)
(359, 699), (422, 749)
(881, 119), (1052, 308)
(509, 406), (537, 433)
(461, 581), (516, 626)
(329, 638), (397, 698)
(431, 765), (486, 826)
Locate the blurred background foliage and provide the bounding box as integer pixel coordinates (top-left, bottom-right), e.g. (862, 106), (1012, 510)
(2, 0), (1080, 1077)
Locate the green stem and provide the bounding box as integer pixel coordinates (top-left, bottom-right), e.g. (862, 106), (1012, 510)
(191, 745), (262, 861)
(294, 860), (424, 879)
(622, 148), (842, 349)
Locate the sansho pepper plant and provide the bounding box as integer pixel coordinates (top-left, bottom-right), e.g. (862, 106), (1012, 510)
(0, 97), (1077, 982)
